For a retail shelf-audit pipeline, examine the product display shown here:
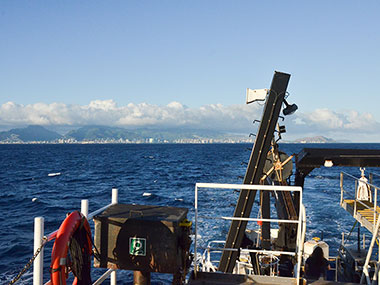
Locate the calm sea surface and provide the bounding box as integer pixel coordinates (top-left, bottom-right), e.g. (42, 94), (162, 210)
(1, 143), (380, 284)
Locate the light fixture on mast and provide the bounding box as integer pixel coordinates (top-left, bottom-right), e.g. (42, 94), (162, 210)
(282, 99), (298, 116)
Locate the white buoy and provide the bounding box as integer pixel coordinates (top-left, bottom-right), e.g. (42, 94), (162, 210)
(32, 198), (38, 202)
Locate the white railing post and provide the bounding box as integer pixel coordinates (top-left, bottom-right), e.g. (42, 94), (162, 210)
(112, 188), (118, 204)
(81, 199), (89, 218)
(340, 172), (344, 205)
(110, 270), (116, 285)
(33, 217), (44, 285)
(194, 184), (198, 277)
(378, 238), (380, 284)
(295, 205), (305, 285)
(111, 188), (118, 284)
(374, 186), (377, 229)
(361, 215), (380, 284)
(354, 180), (358, 218)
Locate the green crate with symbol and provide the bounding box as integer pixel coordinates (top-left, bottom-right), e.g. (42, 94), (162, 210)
(129, 237), (146, 256)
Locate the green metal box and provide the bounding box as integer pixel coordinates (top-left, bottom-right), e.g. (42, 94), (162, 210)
(93, 204), (190, 274)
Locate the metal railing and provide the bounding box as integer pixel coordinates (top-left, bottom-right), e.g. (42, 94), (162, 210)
(340, 172), (380, 232)
(340, 171), (380, 284)
(194, 183), (306, 285)
(328, 257), (338, 283)
(33, 188), (119, 285)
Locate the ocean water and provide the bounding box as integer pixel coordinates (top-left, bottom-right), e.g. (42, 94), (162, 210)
(1, 143), (380, 284)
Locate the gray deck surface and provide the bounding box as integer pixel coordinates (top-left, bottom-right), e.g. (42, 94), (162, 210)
(188, 271), (358, 284)
(307, 280), (357, 285)
(188, 271), (300, 284)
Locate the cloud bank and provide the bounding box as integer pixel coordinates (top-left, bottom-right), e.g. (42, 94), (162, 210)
(0, 100), (264, 131)
(1, 100), (379, 142)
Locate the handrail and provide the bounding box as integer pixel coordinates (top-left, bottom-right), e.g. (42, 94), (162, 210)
(340, 173), (379, 209)
(194, 182), (305, 285)
(340, 171), (380, 233)
(93, 269), (116, 285)
(43, 189), (118, 242)
(341, 190), (378, 213)
(342, 172), (380, 189)
(341, 171), (380, 284)
(221, 216), (301, 224)
(88, 202), (114, 220)
(34, 188), (119, 285)
(196, 182), (302, 192)
(198, 246), (297, 256)
(42, 202), (115, 242)
(369, 172), (380, 179)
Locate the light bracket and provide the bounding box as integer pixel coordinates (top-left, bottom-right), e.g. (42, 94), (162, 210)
(246, 88), (268, 104)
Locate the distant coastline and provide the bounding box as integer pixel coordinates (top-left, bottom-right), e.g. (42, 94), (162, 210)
(0, 125), (254, 144)
(0, 138), (255, 144)
(0, 125), (352, 144)
(281, 136), (350, 144)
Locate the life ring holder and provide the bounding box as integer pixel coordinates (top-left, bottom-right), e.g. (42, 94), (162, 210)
(50, 211), (92, 285)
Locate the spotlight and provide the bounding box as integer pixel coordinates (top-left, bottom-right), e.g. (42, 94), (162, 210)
(283, 99), (298, 116)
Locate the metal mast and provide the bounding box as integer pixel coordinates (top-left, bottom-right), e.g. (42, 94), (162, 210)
(218, 71), (291, 272)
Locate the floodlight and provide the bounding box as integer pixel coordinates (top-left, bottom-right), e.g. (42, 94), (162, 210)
(283, 99), (298, 116)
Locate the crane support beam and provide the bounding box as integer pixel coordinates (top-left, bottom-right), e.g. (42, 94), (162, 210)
(218, 71), (291, 273)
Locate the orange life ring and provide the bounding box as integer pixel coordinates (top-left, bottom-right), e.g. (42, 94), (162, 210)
(50, 211), (92, 285)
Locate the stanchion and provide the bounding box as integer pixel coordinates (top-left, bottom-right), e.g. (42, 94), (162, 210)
(33, 217), (44, 285)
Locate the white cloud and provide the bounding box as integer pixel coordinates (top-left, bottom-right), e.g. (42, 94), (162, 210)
(343, 110), (376, 130)
(295, 109), (378, 132)
(0, 100), (263, 131)
(302, 109), (344, 129)
(1, 100), (379, 141)
(286, 108), (380, 142)
(88, 99), (117, 110)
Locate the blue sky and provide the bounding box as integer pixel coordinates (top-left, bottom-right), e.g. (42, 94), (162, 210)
(1, 1), (380, 141)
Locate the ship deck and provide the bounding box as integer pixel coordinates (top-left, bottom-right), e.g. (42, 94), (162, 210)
(188, 271), (302, 284)
(341, 199), (380, 235)
(188, 271), (358, 284)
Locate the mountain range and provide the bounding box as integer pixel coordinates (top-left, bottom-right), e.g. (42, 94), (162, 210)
(0, 125), (62, 142)
(0, 125), (230, 143)
(292, 136), (337, 143)
(0, 125), (343, 144)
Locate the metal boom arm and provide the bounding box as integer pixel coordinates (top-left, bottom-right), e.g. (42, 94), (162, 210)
(218, 71), (291, 272)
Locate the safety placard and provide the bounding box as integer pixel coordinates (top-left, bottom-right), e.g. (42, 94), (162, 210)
(129, 237), (146, 256)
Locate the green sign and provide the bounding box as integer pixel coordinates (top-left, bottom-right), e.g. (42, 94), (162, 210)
(129, 237), (146, 256)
